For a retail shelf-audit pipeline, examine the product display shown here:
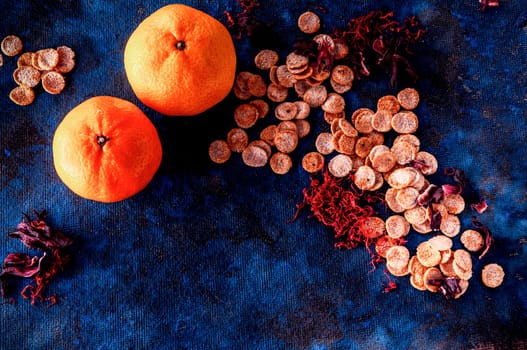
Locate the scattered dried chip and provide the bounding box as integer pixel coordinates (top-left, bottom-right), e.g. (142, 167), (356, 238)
(397, 87), (420, 110)
(254, 49), (279, 70)
(260, 125), (277, 146)
(294, 119), (311, 138)
(353, 165), (376, 190)
(242, 141), (269, 167)
(13, 66), (41, 88)
(371, 109), (393, 132)
(403, 206), (427, 225)
(416, 241), (441, 267)
(315, 132), (335, 155)
(267, 83), (289, 102)
(249, 99), (270, 119)
(17, 52), (33, 67)
(234, 103), (259, 129)
(391, 111), (419, 134)
(209, 140), (231, 164)
(275, 102), (298, 121)
(297, 11), (321, 34)
(460, 229), (484, 252)
(270, 152), (293, 175)
(35, 48), (59, 71)
(328, 154), (353, 178)
(321, 93), (345, 114)
(1, 35), (23, 56)
(395, 186), (419, 210)
(274, 129), (298, 154)
(386, 245), (410, 276)
(423, 267), (443, 293)
(41, 71), (66, 94)
(303, 85), (328, 108)
(385, 215), (410, 239)
(442, 193), (465, 215)
(353, 109), (374, 134)
(481, 263), (504, 288)
(226, 128), (249, 153)
(414, 151), (438, 175)
(440, 214), (461, 238)
(302, 152), (324, 173)
(377, 95), (400, 115)
(9, 86), (35, 106)
(428, 235), (453, 251)
(361, 216), (385, 239)
(55, 46), (76, 73)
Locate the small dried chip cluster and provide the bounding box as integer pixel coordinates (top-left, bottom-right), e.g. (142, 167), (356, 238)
(1, 35), (75, 106)
(210, 11), (359, 174)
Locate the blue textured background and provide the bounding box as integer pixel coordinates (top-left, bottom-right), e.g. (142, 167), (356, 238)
(1, 1), (526, 349)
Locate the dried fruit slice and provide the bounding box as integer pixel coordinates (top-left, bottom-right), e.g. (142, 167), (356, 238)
(321, 93), (345, 114)
(315, 132), (335, 155)
(423, 267), (443, 292)
(269, 152), (293, 175)
(354, 165), (376, 190)
(385, 215), (410, 238)
(35, 48), (59, 71)
(55, 46), (76, 73)
(460, 229), (484, 252)
(209, 140), (231, 164)
(13, 66), (41, 88)
(9, 86), (35, 105)
(249, 99), (270, 119)
(377, 95), (400, 114)
(242, 142), (269, 167)
(275, 102), (298, 121)
(297, 11), (321, 34)
(234, 103), (259, 129)
(302, 152), (324, 173)
(41, 71), (66, 94)
(416, 241), (441, 267)
(1, 35), (23, 56)
(481, 263), (505, 288)
(226, 128), (249, 153)
(328, 154), (353, 178)
(254, 49), (279, 70)
(397, 87), (420, 110)
(391, 111), (419, 134)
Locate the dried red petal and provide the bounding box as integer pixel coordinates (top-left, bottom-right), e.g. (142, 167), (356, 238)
(471, 199), (488, 214)
(472, 216), (494, 259)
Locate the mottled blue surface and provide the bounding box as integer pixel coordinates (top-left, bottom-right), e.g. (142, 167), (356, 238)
(1, 1), (526, 349)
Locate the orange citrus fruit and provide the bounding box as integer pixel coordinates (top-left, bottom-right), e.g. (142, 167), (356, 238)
(52, 96), (163, 203)
(124, 4), (237, 116)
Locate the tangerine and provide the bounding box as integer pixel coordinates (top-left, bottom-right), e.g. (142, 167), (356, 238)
(52, 96), (162, 203)
(124, 4), (237, 116)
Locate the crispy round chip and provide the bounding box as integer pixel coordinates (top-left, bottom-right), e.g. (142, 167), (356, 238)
(353, 110), (374, 134)
(385, 215), (410, 239)
(391, 140), (417, 165)
(460, 229), (484, 252)
(360, 216), (385, 239)
(293, 79), (310, 98)
(375, 235), (399, 258)
(209, 140), (231, 164)
(249, 99), (270, 119)
(1, 35), (23, 56)
(416, 241), (441, 267)
(331, 65), (354, 85)
(439, 255), (457, 277)
(337, 134), (356, 156)
(354, 136), (374, 159)
(226, 128), (249, 153)
(259, 125), (277, 146)
(41, 71), (66, 94)
(303, 85), (327, 108)
(330, 78), (352, 94)
(294, 101), (311, 119)
(277, 120), (297, 133)
(302, 152), (324, 173)
(338, 118), (358, 137)
(55, 46), (76, 73)
(17, 52), (33, 67)
(268, 65), (280, 85)
(395, 186), (419, 210)
(391, 111), (419, 134)
(291, 65), (313, 80)
(385, 245), (410, 271)
(333, 39), (349, 60)
(453, 249), (473, 272)
(409, 255), (428, 291)
(297, 11), (321, 34)
(35, 48), (59, 71)
(294, 119), (311, 138)
(351, 107), (374, 125)
(414, 151), (438, 175)
(242, 142), (269, 167)
(440, 214), (461, 238)
(387, 261), (410, 277)
(247, 73), (267, 97)
(254, 49), (279, 70)
(321, 92), (345, 114)
(286, 52), (309, 71)
(275, 102), (298, 121)
(377, 95), (400, 115)
(370, 149), (396, 173)
(13, 66), (41, 88)
(440, 249), (452, 264)
(269, 152), (293, 175)
(481, 263), (505, 288)
(323, 111), (344, 124)
(267, 82), (289, 102)
(371, 109), (393, 132)
(442, 193), (466, 215)
(9, 86), (35, 106)
(428, 235), (453, 251)
(328, 154), (353, 178)
(354, 165), (376, 190)
(252, 140), (272, 158)
(454, 279), (470, 299)
(403, 206), (428, 225)
(274, 130), (298, 154)
(387, 167), (419, 189)
(412, 220), (433, 234)
(397, 87), (420, 110)
(393, 134), (420, 153)
(315, 132), (334, 155)
(423, 267), (444, 293)
(385, 188), (405, 213)
(234, 103), (259, 129)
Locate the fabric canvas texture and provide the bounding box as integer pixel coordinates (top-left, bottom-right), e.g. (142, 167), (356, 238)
(1, 0), (526, 349)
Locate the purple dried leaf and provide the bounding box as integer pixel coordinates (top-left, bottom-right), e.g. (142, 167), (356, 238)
(471, 199), (488, 214)
(1, 253), (41, 278)
(428, 277), (462, 300)
(472, 216), (493, 259)
(442, 183), (463, 195)
(417, 184), (443, 206)
(9, 212), (73, 250)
